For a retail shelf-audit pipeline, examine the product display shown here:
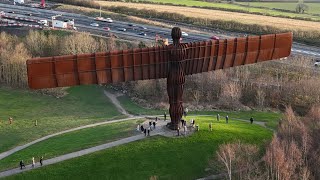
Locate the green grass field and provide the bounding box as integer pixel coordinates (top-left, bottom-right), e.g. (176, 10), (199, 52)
(117, 95), (282, 129)
(4, 116), (272, 180)
(117, 95), (165, 115)
(240, 2), (320, 15)
(0, 85), (123, 153)
(136, 0), (320, 21)
(0, 119), (143, 171)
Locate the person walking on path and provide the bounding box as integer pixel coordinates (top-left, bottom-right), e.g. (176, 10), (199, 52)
(155, 117), (158, 122)
(137, 124), (140, 131)
(19, 160), (25, 170)
(183, 107), (189, 117)
(250, 117), (254, 124)
(177, 127), (180, 136)
(164, 112), (167, 121)
(209, 123), (212, 131)
(140, 125), (144, 133)
(183, 125), (187, 135)
(8, 117), (13, 125)
(40, 156), (43, 166)
(144, 128), (147, 136)
(149, 121), (152, 127)
(32, 157), (35, 168)
(226, 115), (229, 124)
(217, 114), (220, 121)
(147, 129), (150, 136)
(153, 121), (156, 129)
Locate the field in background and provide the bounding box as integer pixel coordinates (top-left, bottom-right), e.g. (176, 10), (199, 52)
(240, 2), (320, 15)
(133, 0), (320, 21)
(5, 116), (273, 180)
(96, 1), (320, 32)
(0, 85), (122, 153)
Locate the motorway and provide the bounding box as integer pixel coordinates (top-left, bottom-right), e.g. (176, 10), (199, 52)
(1, 3), (320, 58)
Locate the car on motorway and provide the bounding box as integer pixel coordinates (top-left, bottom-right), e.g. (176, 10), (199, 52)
(138, 32), (147, 36)
(315, 59), (320, 67)
(103, 27), (111, 31)
(7, 11), (15, 14)
(128, 23), (137, 27)
(105, 18), (113, 23)
(90, 23), (99, 27)
(210, 36), (219, 40)
(139, 26), (147, 30)
(25, 13), (33, 16)
(95, 17), (113, 23)
(117, 28), (126, 32)
(182, 31), (188, 37)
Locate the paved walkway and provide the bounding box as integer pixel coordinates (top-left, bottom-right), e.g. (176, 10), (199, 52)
(0, 134), (146, 178)
(0, 90), (136, 161)
(0, 89), (276, 178)
(0, 116), (143, 161)
(0, 119), (170, 178)
(103, 90), (134, 117)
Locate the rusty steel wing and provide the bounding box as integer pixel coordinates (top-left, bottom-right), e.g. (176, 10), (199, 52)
(27, 33), (292, 89)
(27, 46), (170, 89)
(184, 32), (292, 75)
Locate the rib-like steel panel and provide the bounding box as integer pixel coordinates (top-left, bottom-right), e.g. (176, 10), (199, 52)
(27, 33), (292, 89)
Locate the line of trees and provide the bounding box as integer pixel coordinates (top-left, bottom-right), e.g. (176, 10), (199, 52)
(0, 30), (135, 91)
(216, 106), (320, 179)
(123, 55), (320, 114)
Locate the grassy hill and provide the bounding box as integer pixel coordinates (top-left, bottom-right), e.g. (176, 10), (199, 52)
(4, 116), (273, 180)
(0, 85), (123, 153)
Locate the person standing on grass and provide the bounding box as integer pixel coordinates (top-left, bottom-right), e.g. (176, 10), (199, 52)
(250, 117), (254, 124)
(9, 117), (13, 124)
(164, 112), (167, 121)
(32, 157), (35, 168)
(184, 107), (189, 117)
(217, 114), (220, 121)
(226, 115), (229, 124)
(40, 156), (43, 166)
(183, 125), (187, 135)
(177, 127), (180, 136)
(209, 122), (212, 131)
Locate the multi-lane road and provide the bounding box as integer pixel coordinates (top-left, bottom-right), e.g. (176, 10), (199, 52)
(1, 3), (320, 58)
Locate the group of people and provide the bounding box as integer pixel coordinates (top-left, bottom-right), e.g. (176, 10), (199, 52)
(19, 156), (43, 170)
(137, 117), (160, 136)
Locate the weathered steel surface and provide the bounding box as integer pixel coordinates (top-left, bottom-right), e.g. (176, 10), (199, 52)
(26, 28), (292, 129)
(27, 32), (292, 90)
(184, 32), (292, 75)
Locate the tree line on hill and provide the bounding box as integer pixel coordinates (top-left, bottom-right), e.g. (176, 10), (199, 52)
(216, 106), (320, 179)
(0, 31), (134, 94)
(1, 30), (319, 114)
(122, 55), (320, 115)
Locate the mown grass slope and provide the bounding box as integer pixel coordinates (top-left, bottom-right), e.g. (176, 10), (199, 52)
(5, 116), (272, 180)
(0, 85), (122, 153)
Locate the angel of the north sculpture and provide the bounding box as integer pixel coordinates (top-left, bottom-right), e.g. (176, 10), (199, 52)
(27, 27), (293, 130)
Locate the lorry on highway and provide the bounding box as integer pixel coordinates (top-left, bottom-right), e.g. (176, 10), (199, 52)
(52, 18), (77, 30)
